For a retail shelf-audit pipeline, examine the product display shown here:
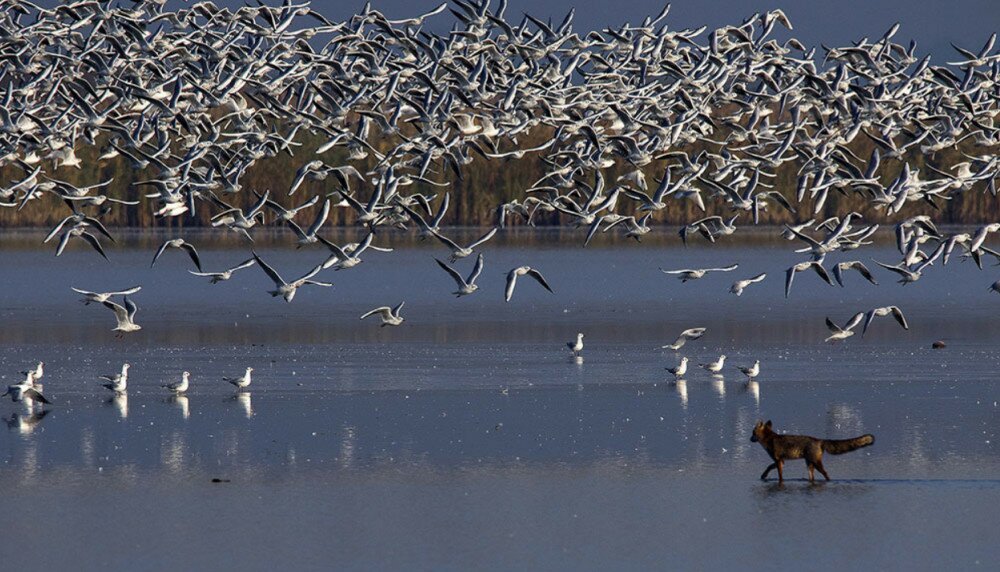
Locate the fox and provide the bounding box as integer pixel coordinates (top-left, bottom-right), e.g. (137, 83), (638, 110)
(750, 420), (874, 484)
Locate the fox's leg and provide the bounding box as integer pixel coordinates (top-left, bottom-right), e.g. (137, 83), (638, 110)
(807, 463), (815, 483)
(776, 460), (784, 484)
(815, 459), (830, 481)
(760, 463), (776, 480)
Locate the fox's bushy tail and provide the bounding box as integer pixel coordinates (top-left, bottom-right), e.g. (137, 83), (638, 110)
(822, 434), (874, 454)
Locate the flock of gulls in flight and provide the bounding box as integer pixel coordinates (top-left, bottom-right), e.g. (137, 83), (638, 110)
(2, 0), (1000, 411)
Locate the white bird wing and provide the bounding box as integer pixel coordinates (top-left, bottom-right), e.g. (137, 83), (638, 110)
(317, 235), (348, 259)
(873, 260), (911, 277)
(468, 253), (485, 284)
(435, 258), (467, 288)
(229, 258), (257, 272)
(784, 225), (821, 247)
(292, 195), (320, 213)
(784, 266), (799, 298)
(288, 163), (313, 195)
(825, 317), (844, 333)
(844, 312), (866, 331)
(180, 242), (202, 271)
(151, 239), (172, 267)
(23, 387), (50, 404)
(402, 205), (432, 232)
(361, 306), (393, 320)
(832, 263), (845, 286)
(124, 296), (139, 321)
(431, 192), (450, 226)
(891, 306), (909, 329)
(526, 268), (554, 293)
(79, 231), (109, 260)
(45, 216), (72, 243)
(296, 263), (327, 283)
(662, 337), (686, 350)
(352, 232), (374, 256)
(55, 228), (77, 257)
(307, 198), (331, 236)
(252, 251), (286, 286)
(810, 262), (833, 285)
(681, 328), (706, 339)
(862, 310), (877, 337)
(247, 189), (269, 217)
(431, 230), (461, 251)
(286, 220), (309, 241)
(467, 227), (498, 249)
(504, 269), (519, 302)
(102, 299), (129, 324)
(336, 189), (368, 215)
(852, 262), (878, 284)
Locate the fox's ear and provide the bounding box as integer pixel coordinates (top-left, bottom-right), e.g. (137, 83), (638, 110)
(765, 420), (772, 428)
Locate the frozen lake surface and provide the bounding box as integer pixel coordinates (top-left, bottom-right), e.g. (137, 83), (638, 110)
(1, 230), (999, 570)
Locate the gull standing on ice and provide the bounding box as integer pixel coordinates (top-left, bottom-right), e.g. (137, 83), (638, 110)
(100, 363), (129, 393)
(666, 357), (689, 380)
(700, 354), (726, 374)
(736, 360), (760, 380)
(20, 361), (44, 382)
(567, 333), (585, 356)
(163, 371), (190, 394)
(3, 373), (50, 404)
(224, 367), (253, 390)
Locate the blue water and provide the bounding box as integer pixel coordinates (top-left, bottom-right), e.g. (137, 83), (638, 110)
(1, 231), (999, 570)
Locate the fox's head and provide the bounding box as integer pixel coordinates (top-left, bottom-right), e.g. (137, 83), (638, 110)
(750, 420), (772, 442)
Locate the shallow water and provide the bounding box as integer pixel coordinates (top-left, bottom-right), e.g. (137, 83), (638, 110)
(1, 230), (999, 570)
